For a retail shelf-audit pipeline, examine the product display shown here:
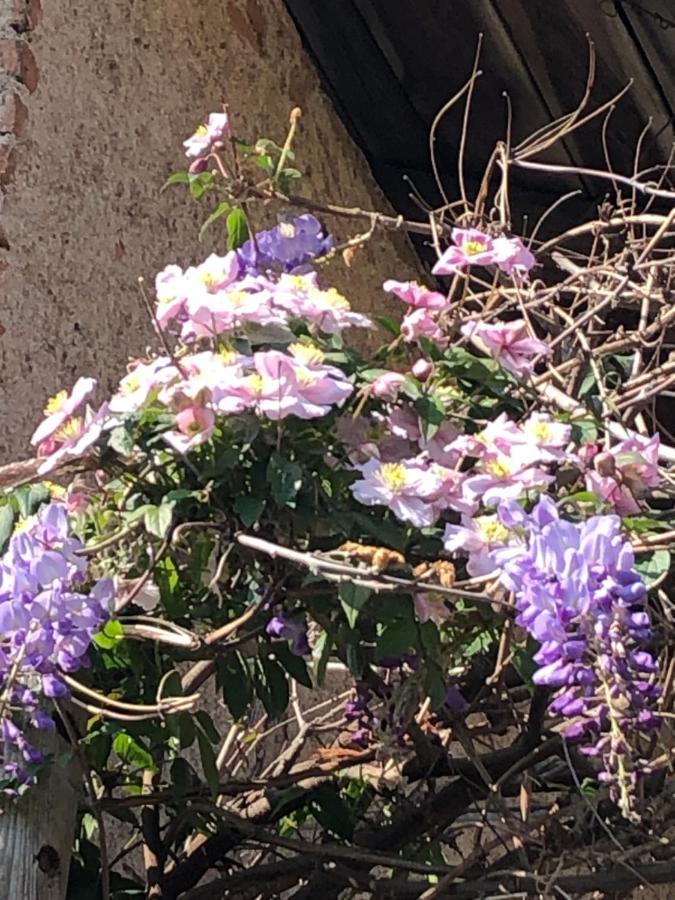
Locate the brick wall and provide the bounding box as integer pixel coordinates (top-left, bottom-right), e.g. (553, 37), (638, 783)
(0, 0), (422, 463)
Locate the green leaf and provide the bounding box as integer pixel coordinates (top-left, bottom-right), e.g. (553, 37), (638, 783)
(0, 504), (16, 554)
(199, 201), (230, 241)
(635, 550), (671, 587)
(144, 502), (174, 539)
(108, 425), (135, 457)
(401, 375), (422, 401)
(464, 629), (495, 657)
(442, 347), (503, 385)
(277, 167), (303, 194)
(195, 711), (220, 744)
(171, 758), (196, 797)
(177, 712), (196, 750)
(196, 726), (220, 795)
(414, 392), (445, 440)
(161, 171), (190, 192)
(374, 316), (401, 337)
(233, 495), (266, 527)
(92, 619), (124, 650)
(112, 733), (156, 771)
(254, 656), (289, 720)
(334, 510), (408, 553)
(13, 483), (49, 519)
(512, 634), (539, 689)
(312, 630), (332, 686)
(375, 619), (417, 662)
(268, 453), (303, 508)
(310, 786), (355, 839)
(274, 643), (312, 688)
(571, 418), (599, 444)
(423, 660), (447, 710)
(188, 171), (215, 200)
(339, 583), (371, 628)
(226, 208), (249, 250)
(218, 653), (252, 720)
(623, 516), (671, 536)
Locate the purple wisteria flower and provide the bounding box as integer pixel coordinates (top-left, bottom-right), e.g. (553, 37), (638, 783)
(490, 496), (659, 820)
(236, 215), (333, 275)
(266, 612), (310, 656)
(0, 503), (113, 794)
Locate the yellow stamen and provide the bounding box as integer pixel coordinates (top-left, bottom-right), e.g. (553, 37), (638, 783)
(44, 391), (68, 416)
(121, 374), (142, 395)
(484, 459), (511, 479)
(14, 515), (37, 535)
(464, 240), (487, 256)
(321, 287), (350, 309)
(475, 516), (509, 543)
(526, 420), (552, 443)
(54, 417), (83, 442)
(218, 349), (237, 366)
(380, 463), (407, 492)
(289, 343), (325, 366)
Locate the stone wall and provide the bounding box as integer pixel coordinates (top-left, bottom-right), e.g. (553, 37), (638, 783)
(0, 0), (422, 462)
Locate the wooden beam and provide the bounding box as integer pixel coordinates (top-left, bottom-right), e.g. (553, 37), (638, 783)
(0, 728), (80, 900)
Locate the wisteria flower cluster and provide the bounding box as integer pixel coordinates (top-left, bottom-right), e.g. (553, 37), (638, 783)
(236, 214), (334, 274)
(0, 503), (112, 793)
(491, 496), (659, 819)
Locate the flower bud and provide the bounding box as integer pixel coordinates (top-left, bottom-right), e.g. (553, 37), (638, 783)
(371, 372), (405, 400)
(594, 451), (616, 477)
(411, 358), (433, 381)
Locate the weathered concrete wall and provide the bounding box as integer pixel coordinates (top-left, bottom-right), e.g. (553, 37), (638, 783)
(0, 0), (422, 462)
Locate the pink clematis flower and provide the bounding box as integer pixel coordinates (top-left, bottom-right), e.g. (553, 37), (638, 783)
(424, 463), (475, 516)
(492, 235), (536, 279)
(384, 405), (421, 443)
(109, 358), (177, 415)
(414, 592), (451, 626)
(164, 405), (215, 454)
(276, 344), (354, 418)
(36, 404), (112, 475)
(272, 273), (372, 333)
(613, 432), (660, 492)
(371, 371), (406, 400)
(336, 415), (414, 465)
(182, 275), (283, 341)
(418, 421), (462, 467)
(155, 264), (191, 330)
(443, 513), (512, 576)
(460, 318), (550, 379)
(187, 251), (240, 292)
(401, 308), (448, 348)
(31, 377), (97, 447)
(520, 412), (572, 463)
(584, 431), (660, 515)
(351, 458), (443, 527)
(159, 350), (250, 413)
(383, 280), (448, 310)
(462, 452), (553, 508)
(219, 346), (353, 421)
(432, 228), (498, 275)
(183, 112), (231, 162)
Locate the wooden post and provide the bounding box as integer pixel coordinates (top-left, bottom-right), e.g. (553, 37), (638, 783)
(0, 727), (80, 900)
